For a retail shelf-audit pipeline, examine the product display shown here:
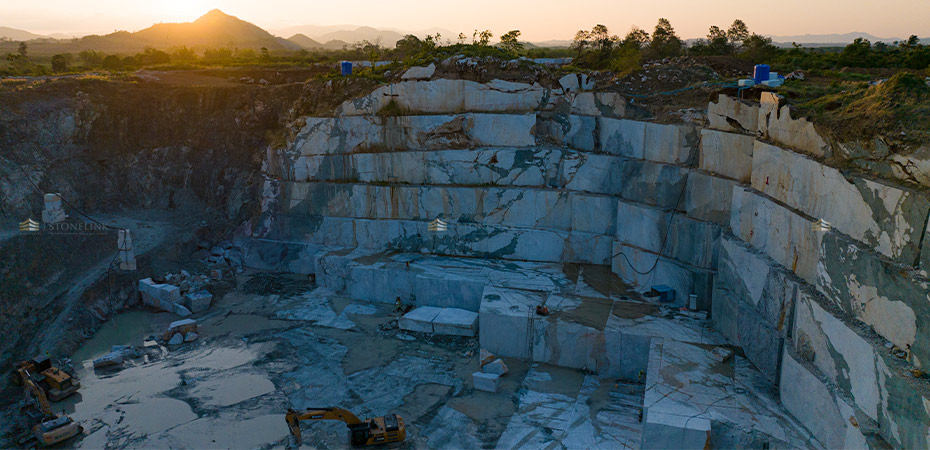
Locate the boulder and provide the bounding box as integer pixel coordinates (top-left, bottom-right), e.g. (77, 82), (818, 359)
(167, 333), (184, 346)
(184, 332), (199, 342)
(482, 358), (509, 376)
(401, 63), (436, 80)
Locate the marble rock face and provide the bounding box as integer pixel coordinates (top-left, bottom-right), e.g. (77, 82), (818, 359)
(336, 79), (553, 116)
(707, 94), (759, 133)
(730, 187), (824, 284)
(699, 129), (754, 182)
(816, 231), (930, 370)
(752, 141), (930, 265)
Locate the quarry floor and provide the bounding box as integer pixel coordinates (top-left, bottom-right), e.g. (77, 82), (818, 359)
(40, 272), (644, 449)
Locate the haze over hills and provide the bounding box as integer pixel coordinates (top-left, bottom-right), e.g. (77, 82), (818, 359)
(2, 9), (927, 57)
(0, 26), (46, 41)
(0, 10), (298, 56)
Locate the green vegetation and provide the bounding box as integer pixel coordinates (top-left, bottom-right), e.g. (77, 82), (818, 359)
(784, 72), (930, 142)
(568, 18), (930, 76)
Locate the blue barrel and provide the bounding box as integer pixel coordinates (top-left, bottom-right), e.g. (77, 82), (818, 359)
(341, 61), (353, 76)
(753, 64), (770, 85)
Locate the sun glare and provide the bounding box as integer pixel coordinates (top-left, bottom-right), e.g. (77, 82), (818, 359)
(152, 0), (210, 23)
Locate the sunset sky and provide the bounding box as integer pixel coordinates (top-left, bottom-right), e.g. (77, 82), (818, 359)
(3, 0), (929, 41)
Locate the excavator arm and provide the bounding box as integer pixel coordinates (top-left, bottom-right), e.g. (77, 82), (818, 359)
(19, 368), (54, 418)
(286, 407), (362, 445)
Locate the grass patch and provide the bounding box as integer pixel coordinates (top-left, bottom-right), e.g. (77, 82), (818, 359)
(787, 72), (930, 143)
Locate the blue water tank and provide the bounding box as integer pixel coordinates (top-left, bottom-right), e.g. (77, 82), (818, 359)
(651, 285), (676, 303)
(753, 64), (770, 85)
(341, 61), (353, 76)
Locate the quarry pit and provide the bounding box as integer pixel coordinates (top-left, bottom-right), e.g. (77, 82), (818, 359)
(2, 61), (930, 449)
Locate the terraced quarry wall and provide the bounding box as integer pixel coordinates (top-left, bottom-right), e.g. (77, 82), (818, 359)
(242, 77), (930, 448)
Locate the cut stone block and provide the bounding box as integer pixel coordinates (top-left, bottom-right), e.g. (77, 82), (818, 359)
(172, 302), (192, 318)
(684, 172), (739, 226)
(41, 208), (66, 224)
(183, 290), (213, 313)
(398, 306), (444, 333)
(730, 187), (823, 284)
(599, 117), (645, 159)
(643, 122), (695, 165)
(779, 349), (869, 448)
(699, 129), (754, 182)
(615, 201), (720, 269)
(138, 278), (181, 312)
(641, 411), (710, 450)
(472, 371), (501, 393)
(431, 308), (479, 337)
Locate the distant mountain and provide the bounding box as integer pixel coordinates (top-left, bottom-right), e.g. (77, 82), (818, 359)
(274, 25), (459, 48)
(318, 27), (404, 47)
(322, 40), (351, 50)
(0, 10), (299, 55)
(531, 39), (572, 48)
(287, 33), (323, 49)
(766, 32), (904, 45)
(0, 26), (46, 41)
(132, 9), (292, 50)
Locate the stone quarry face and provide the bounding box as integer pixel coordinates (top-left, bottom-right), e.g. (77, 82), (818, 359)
(5, 75), (930, 449)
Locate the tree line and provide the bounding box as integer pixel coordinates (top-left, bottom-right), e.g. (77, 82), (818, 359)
(2, 19), (928, 77)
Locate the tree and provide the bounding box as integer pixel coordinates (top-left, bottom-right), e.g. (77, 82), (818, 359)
(79, 50), (104, 66)
(647, 18), (682, 59)
(395, 34), (425, 56)
(840, 37), (872, 67)
(706, 25), (731, 54)
(170, 46), (197, 62)
(622, 26), (650, 50)
(51, 54), (68, 72)
(17, 42), (27, 58)
(473, 29), (493, 46)
(499, 30), (524, 53)
(457, 33), (468, 44)
(742, 33), (777, 61)
(727, 20), (750, 46)
(102, 54), (122, 70)
(139, 47), (170, 65)
(260, 47), (270, 60)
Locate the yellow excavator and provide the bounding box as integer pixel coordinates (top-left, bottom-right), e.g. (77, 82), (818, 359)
(15, 367), (83, 447)
(285, 407), (405, 447)
(11, 355), (80, 401)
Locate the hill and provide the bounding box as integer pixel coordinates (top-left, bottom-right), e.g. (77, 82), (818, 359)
(133, 9), (293, 50)
(287, 33), (323, 49)
(318, 27), (404, 47)
(766, 32), (903, 46)
(0, 10), (296, 56)
(0, 26), (46, 41)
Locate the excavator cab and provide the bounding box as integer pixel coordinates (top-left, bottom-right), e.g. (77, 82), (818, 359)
(286, 407), (405, 447)
(11, 356), (80, 402)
